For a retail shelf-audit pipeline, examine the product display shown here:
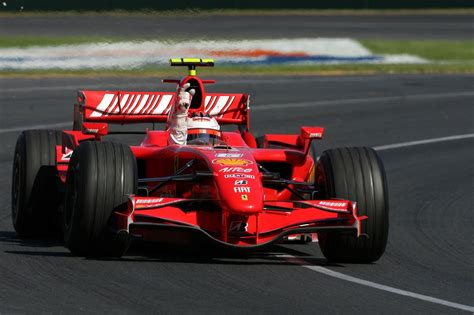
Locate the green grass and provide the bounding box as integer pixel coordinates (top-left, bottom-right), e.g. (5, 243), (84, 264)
(0, 36), (123, 48)
(361, 40), (474, 61)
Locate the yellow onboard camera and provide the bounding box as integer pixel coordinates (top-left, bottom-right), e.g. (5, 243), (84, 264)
(169, 58), (215, 76)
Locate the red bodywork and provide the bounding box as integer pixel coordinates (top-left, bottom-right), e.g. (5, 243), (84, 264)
(56, 74), (365, 248)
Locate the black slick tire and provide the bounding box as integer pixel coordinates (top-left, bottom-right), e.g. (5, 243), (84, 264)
(316, 147), (389, 263)
(63, 141), (137, 257)
(11, 130), (63, 237)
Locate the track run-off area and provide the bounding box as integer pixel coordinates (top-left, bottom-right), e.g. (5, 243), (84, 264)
(0, 74), (473, 313)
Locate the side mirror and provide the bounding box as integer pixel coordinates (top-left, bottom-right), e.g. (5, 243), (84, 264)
(300, 126), (324, 140)
(300, 126), (324, 155)
(82, 122), (108, 136)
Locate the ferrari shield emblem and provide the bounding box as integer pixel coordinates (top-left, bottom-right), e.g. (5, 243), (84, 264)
(212, 158), (253, 166)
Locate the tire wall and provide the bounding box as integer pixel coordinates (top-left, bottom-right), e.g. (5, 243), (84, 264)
(2, 0), (472, 11)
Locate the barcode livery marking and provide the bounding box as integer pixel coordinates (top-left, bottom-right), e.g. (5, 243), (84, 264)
(90, 93), (114, 117)
(88, 93), (238, 117)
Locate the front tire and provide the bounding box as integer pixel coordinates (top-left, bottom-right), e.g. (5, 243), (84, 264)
(63, 141), (137, 257)
(317, 147), (389, 263)
(11, 130), (63, 237)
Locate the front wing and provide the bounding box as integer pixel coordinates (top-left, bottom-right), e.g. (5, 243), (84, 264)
(114, 197), (367, 248)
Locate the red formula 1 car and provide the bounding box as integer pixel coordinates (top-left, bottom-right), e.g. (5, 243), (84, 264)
(12, 59), (389, 262)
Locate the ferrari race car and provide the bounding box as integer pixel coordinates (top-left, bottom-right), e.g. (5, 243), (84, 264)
(11, 58), (389, 262)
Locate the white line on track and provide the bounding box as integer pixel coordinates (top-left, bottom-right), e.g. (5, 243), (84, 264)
(374, 133), (474, 151)
(280, 255), (474, 313)
(0, 76), (384, 93)
(0, 75), (467, 93)
(1, 91), (473, 134)
(0, 82), (156, 93)
(252, 91), (474, 111)
(0, 122), (71, 134)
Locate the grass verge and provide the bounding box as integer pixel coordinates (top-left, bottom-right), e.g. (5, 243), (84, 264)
(1, 63), (473, 78)
(0, 36), (124, 48)
(361, 40), (474, 61)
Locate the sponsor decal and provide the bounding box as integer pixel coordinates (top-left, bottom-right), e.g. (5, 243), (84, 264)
(215, 153), (243, 158)
(229, 221), (248, 233)
(213, 158), (253, 166)
(219, 167), (252, 173)
(135, 198), (165, 209)
(309, 132), (323, 138)
(318, 201), (347, 207)
(234, 187), (251, 193)
(84, 128), (99, 134)
(224, 173), (255, 179)
(234, 180), (248, 186)
(61, 148), (73, 161)
(241, 194), (248, 201)
(136, 198), (164, 204)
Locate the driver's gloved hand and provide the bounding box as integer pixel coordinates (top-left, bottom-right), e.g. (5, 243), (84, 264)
(175, 83), (196, 115)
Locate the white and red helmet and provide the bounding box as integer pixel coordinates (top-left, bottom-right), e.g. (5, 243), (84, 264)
(186, 112), (221, 145)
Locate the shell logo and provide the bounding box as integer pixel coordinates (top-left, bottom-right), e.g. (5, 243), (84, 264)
(212, 158), (253, 166)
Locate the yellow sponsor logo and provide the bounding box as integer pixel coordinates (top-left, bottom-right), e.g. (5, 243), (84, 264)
(241, 194), (248, 201)
(212, 158), (253, 166)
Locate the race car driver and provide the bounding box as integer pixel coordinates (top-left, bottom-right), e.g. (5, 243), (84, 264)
(167, 83), (222, 145)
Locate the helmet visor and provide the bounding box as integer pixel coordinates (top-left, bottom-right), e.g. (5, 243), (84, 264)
(187, 133), (220, 145)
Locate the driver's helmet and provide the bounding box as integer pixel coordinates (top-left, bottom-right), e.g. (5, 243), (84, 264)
(186, 112), (221, 145)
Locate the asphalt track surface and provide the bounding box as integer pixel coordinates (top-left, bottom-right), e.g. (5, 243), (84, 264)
(0, 74), (473, 313)
(1, 14), (473, 39)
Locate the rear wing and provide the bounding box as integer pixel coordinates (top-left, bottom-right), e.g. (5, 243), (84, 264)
(74, 90), (250, 128)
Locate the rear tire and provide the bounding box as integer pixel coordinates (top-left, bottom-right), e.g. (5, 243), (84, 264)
(63, 141), (137, 257)
(11, 130), (63, 237)
(317, 147), (389, 263)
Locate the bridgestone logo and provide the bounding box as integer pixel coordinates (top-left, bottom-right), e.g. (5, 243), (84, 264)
(84, 128), (99, 133)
